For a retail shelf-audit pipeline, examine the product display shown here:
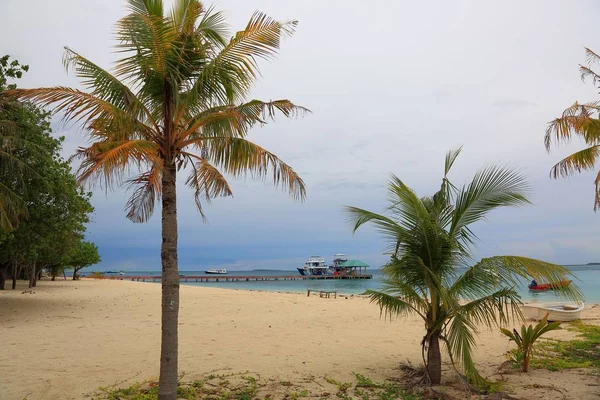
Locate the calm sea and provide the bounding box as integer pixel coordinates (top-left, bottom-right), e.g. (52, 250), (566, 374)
(113, 265), (600, 303)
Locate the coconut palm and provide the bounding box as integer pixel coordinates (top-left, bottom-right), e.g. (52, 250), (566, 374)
(345, 148), (580, 386)
(546, 47), (600, 211)
(8, 1), (308, 398)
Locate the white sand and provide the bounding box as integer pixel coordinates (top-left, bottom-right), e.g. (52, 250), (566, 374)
(1, 279), (599, 399)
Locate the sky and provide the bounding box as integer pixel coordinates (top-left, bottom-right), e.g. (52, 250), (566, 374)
(1, 0), (599, 271)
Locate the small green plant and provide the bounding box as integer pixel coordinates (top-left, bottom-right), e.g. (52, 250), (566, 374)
(501, 313), (561, 372)
(91, 271), (104, 279)
(532, 320), (600, 371)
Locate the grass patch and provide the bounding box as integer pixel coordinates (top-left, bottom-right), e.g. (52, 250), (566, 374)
(531, 320), (600, 371)
(92, 372), (424, 400)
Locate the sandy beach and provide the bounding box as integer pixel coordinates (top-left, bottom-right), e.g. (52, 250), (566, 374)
(1, 279), (599, 399)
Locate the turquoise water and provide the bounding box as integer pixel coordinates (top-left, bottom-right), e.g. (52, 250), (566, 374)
(116, 265), (600, 303)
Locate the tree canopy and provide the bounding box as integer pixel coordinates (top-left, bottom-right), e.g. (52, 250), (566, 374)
(546, 47), (600, 211)
(0, 55), (98, 289)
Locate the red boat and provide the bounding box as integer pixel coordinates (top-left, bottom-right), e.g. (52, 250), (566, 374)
(528, 280), (572, 291)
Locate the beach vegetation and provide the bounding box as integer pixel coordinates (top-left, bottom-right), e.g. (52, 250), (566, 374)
(500, 313), (561, 372)
(68, 240), (101, 280)
(0, 55), (34, 232)
(7, 0), (307, 397)
(0, 57), (98, 289)
(345, 148), (581, 386)
(93, 373), (422, 400)
(545, 47), (600, 211)
(529, 320), (600, 371)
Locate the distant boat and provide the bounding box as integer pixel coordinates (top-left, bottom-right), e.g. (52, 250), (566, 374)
(297, 256), (329, 276)
(119, 271), (125, 276)
(522, 302), (584, 322)
(528, 280), (572, 291)
(204, 269), (228, 275)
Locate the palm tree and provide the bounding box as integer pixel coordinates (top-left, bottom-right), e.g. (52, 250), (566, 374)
(546, 47), (600, 211)
(8, 1), (308, 398)
(345, 148), (580, 386)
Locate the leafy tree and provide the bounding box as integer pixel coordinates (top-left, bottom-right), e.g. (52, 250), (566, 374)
(0, 125), (94, 289)
(0, 58), (95, 289)
(345, 148), (580, 386)
(0, 55), (43, 231)
(68, 241), (101, 280)
(9, 1), (307, 397)
(546, 47), (600, 211)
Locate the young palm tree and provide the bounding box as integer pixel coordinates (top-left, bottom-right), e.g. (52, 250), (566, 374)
(8, 1), (308, 398)
(546, 47), (600, 211)
(345, 148), (580, 386)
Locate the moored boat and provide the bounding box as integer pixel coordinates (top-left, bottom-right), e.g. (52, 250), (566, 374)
(528, 280), (572, 291)
(297, 256), (328, 276)
(204, 268), (228, 275)
(521, 302), (584, 322)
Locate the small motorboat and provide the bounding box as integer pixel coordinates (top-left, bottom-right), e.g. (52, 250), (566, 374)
(521, 302), (584, 322)
(528, 280), (572, 291)
(204, 268), (228, 275)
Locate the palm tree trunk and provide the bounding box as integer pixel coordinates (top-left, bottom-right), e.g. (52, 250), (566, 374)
(427, 331), (442, 385)
(158, 163), (179, 400)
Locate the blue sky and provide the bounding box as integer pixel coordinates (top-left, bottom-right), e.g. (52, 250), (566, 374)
(2, 0), (599, 270)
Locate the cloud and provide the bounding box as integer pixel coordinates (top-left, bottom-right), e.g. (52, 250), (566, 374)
(2, 0), (600, 271)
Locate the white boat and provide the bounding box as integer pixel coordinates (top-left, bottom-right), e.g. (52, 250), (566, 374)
(521, 302), (584, 322)
(297, 256), (328, 276)
(204, 268), (228, 275)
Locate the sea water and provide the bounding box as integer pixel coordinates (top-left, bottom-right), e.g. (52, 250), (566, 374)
(120, 265), (600, 303)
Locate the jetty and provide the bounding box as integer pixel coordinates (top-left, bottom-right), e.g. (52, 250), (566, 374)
(108, 274), (373, 283)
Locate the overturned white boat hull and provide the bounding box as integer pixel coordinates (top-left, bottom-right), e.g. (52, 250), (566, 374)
(521, 302), (584, 322)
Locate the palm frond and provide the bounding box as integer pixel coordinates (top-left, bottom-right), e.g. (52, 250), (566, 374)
(584, 47), (600, 67)
(452, 287), (522, 328)
(466, 256), (582, 300)
(178, 99), (309, 146)
(6, 87), (157, 141)
(187, 13), (297, 105)
(450, 165), (530, 242)
(545, 102), (600, 149)
(184, 155), (233, 219)
(444, 311), (483, 385)
(72, 139), (161, 188)
(115, 6), (177, 84)
(343, 206), (407, 243)
(125, 166), (162, 223)
(62, 47), (157, 128)
(366, 289), (427, 321)
(195, 4), (229, 47)
(201, 137), (305, 200)
(550, 145), (599, 178)
(444, 146), (462, 177)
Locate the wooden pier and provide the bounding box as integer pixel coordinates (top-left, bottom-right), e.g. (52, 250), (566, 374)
(108, 274), (373, 283)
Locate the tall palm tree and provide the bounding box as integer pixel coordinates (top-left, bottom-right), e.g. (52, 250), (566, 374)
(546, 47), (600, 211)
(8, 1), (308, 398)
(345, 148), (580, 386)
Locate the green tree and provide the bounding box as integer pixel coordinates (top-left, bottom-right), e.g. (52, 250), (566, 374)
(546, 47), (600, 211)
(0, 55), (42, 231)
(345, 148), (580, 386)
(68, 241), (101, 280)
(0, 123), (94, 289)
(9, 1), (307, 398)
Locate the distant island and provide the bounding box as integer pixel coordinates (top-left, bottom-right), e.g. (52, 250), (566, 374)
(587, 262), (600, 266)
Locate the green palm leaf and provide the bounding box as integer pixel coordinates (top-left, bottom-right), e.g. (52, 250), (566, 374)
(346, 148), (582, 386)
